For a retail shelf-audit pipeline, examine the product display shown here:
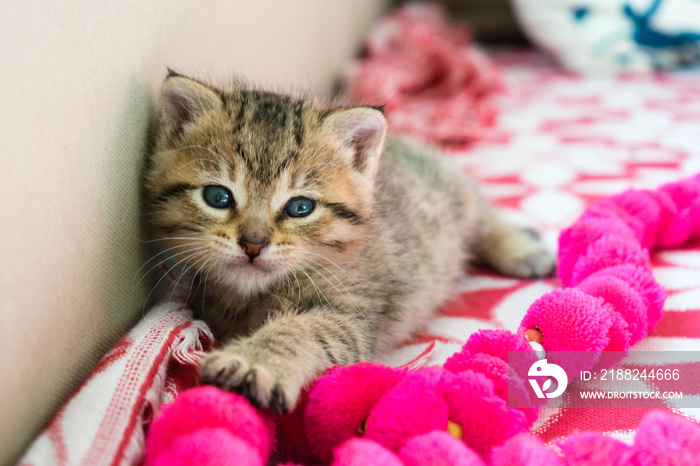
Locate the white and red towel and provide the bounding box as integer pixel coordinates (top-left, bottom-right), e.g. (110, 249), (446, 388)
(19, 302), (212, 466)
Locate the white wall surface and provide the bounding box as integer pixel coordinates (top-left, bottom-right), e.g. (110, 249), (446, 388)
(0, 1), (387, 462)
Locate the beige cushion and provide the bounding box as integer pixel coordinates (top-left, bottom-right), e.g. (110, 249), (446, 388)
(0, 1), (387, 463)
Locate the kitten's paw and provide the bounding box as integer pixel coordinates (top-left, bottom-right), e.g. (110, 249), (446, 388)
(199, 349), (294, 414)
(502, 245), (556, 278)
(490, 229), (556, 279)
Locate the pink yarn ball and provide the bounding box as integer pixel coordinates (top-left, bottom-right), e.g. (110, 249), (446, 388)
(145, 386), (273, 466)
(439, 370), (530, 458)
(632, 411), (700, 465)
(399, 431), (485, 466)
(607, 190), (663, 249)
(558, 218), (637, 287)
(662, 177), (700, 240)
(584, 200), (647, 247)
(557, 431), (633, 466)
(606, 308), (630, 352)
(364, 369), (449, 452)
(305, 363), (406, 463)
(586, 264), (667, 333)
(569, 235), (650, 286)
(690, 174), (700, 238)
(521, 289), (613, 353)
(331, 438), (404, 466)
(445, 352), (509, 400)
(275, 388), (319, 465)
(490, 434), (562, 466)
(458, 329), (533, 364)
(452, 329), (542, 420)
(150, 429), (262, 466)
(654, 189), (693, 249)
(444, 351), (538, 425)
(521, 289), (613, 376)
(577, 274), (648, 345)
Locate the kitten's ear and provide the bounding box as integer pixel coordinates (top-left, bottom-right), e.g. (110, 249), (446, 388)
(322, 107), (388, 179)
(160, 73), (223, 136)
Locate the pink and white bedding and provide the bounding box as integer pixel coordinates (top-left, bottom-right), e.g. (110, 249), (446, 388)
(19, 33), (700, 466)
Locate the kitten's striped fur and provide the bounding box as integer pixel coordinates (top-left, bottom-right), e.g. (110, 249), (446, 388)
(144, 74), (555, 413)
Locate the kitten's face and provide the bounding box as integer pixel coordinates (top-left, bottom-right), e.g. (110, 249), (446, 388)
(145, 76), (387, 295)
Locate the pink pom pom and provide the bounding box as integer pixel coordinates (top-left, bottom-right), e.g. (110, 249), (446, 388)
(521, 289), (613, 376)
(451, 330), (541, 422)
(521, 289), (613, 353)
(569, 235), (650, 286)
(584, 201), (646, 246)
(558, 218), (637, 286)
(331, 438), (404, 466)
(150, 429), (262, 466)
(490, 434), (562, 466)
(692, 195), (700, 239)
(364, 369), (449, 452)
(606, 190), (663, 249)
(275, 388), (319, 465)
(662, 177), (700, 240)
(690, 174), (700, 238)
(440, 370), (530, 458)
(654, 189), (693, 249)
(577, 274), (648, 345)
(445, 352), (509, 400)
(599, 308), (631, 356)
(557, 431), (633, 466)
(445, 352), (538, 425)
(586, 265), (667, 333)
(632, 411), (700, 465)
(399, 431), (486, 466)
(459, 329), (533, 364)
(145, 386), (273, 466)
(305, 363), (406, 463)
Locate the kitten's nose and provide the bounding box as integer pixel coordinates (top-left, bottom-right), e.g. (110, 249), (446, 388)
(238, 237), (270, 261)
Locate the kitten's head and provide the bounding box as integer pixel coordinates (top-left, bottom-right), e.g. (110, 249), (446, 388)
(145, 73), (387, 295)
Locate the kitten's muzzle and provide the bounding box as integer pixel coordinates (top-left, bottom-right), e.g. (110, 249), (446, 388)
(238, 237), (270, 261)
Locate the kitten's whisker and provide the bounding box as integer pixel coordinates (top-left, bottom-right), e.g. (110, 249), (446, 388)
(167, 249), (210, 305)
(187, 256), (214, 306)
(199, 257), (221, 314)
(180, 254), (212, 307)
(141, 248), (211, 313)
(303, 261), (368, 327)
(286, 269), (303, 310)
(133, 246), (209, 292)
(306, 252), (358, 285)
(298, 268), (334, 313)
(133, 241), (206, 285)
(292, 270), (302, 307)
(305, 254), (368, 325)
(306, 258), (363, 310)
(276, 274), (294, 310)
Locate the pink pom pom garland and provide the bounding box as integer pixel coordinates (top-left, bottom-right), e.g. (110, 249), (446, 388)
(146, 174), (700, 464)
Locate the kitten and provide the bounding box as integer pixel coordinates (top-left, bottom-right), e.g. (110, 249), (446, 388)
(144, 72), (555, 413)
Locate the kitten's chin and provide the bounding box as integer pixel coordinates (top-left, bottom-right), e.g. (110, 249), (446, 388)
(217, 262), (284, 295)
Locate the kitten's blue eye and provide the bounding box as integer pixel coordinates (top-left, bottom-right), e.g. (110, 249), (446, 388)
(203, 185), (234, 209)
(284, 197), (315, 218)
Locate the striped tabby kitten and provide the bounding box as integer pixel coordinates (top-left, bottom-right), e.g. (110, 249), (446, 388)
(144, 72), (555, 413)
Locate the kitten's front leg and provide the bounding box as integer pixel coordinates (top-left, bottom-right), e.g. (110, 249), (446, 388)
(199, 310), (370, 413)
